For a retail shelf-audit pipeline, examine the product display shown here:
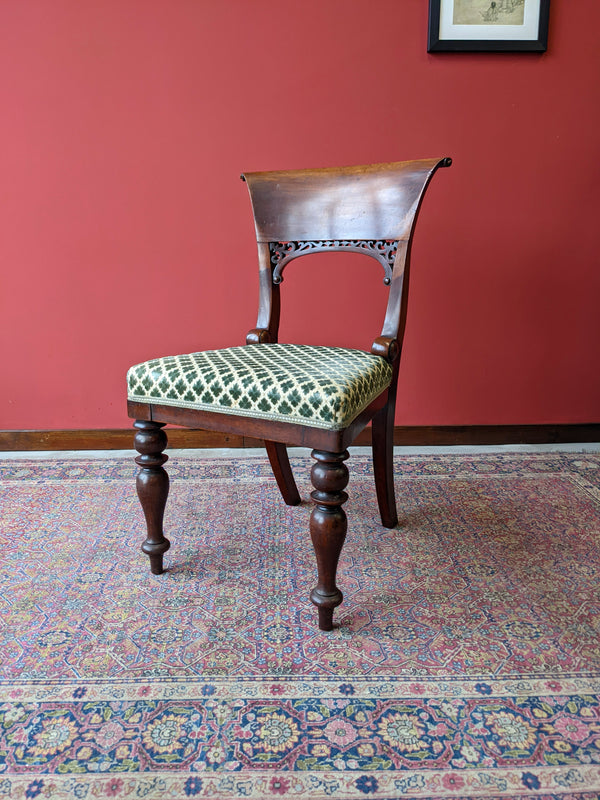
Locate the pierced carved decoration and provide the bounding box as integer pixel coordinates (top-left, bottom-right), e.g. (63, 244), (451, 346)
(269, 240), (398, 285)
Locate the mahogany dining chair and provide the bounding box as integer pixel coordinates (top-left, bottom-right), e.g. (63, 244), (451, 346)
(127, 158), (451, 630)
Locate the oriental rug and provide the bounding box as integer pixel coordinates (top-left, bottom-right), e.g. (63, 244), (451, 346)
(1, 450), (599, 799)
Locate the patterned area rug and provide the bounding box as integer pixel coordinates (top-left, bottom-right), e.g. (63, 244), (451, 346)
(1, 450), (599, 799)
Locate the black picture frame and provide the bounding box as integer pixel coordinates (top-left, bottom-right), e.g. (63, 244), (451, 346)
(428, 0), (550, 52)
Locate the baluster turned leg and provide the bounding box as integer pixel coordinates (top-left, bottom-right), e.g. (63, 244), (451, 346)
(309, 449), (349, 631)
(134, 420), (170, 575)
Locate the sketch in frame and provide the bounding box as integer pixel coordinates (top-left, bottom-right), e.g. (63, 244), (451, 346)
(428, 0), (550, 52)
(453, 0), (525, 26)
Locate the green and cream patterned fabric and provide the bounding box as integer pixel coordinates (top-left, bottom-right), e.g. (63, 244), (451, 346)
(127, 343), (392, 431)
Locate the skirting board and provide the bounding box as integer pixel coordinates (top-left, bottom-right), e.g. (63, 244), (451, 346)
(1, 425), (599, 451)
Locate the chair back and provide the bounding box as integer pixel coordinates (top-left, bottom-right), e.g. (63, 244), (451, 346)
(242, 158), (450, 348)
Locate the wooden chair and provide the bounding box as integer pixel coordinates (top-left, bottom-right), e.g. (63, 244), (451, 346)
(127, 158), (451, 631)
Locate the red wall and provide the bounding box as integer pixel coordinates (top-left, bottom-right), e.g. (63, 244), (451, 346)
(1, 0), (599, 430)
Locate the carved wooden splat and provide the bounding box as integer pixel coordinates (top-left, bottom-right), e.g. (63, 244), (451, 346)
(269, 240), (399, 285)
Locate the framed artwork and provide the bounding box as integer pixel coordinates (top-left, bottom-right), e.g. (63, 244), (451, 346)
(428, 0), (550, 52)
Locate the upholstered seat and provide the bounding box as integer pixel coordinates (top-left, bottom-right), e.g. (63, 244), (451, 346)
(127, 158), (451, 630)
(127, 344), (393, 431)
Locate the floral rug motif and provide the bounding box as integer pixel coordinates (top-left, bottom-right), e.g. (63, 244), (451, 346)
(1, 450), (599, 799)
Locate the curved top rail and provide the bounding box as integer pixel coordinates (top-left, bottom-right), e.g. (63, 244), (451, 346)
(242, 158), (451, 243)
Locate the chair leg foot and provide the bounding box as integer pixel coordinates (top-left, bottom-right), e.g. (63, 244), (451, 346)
(309, 449), (349, 631)
(314, 605), (334, 632)
(134, 420), (170, 574)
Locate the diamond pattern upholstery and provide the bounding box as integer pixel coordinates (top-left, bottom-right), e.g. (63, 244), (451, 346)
(127, 343), (392, 431)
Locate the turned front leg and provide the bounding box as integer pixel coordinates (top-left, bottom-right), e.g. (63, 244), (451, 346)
(309, 449), (349, 631)
(134, 420), (170, 574)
